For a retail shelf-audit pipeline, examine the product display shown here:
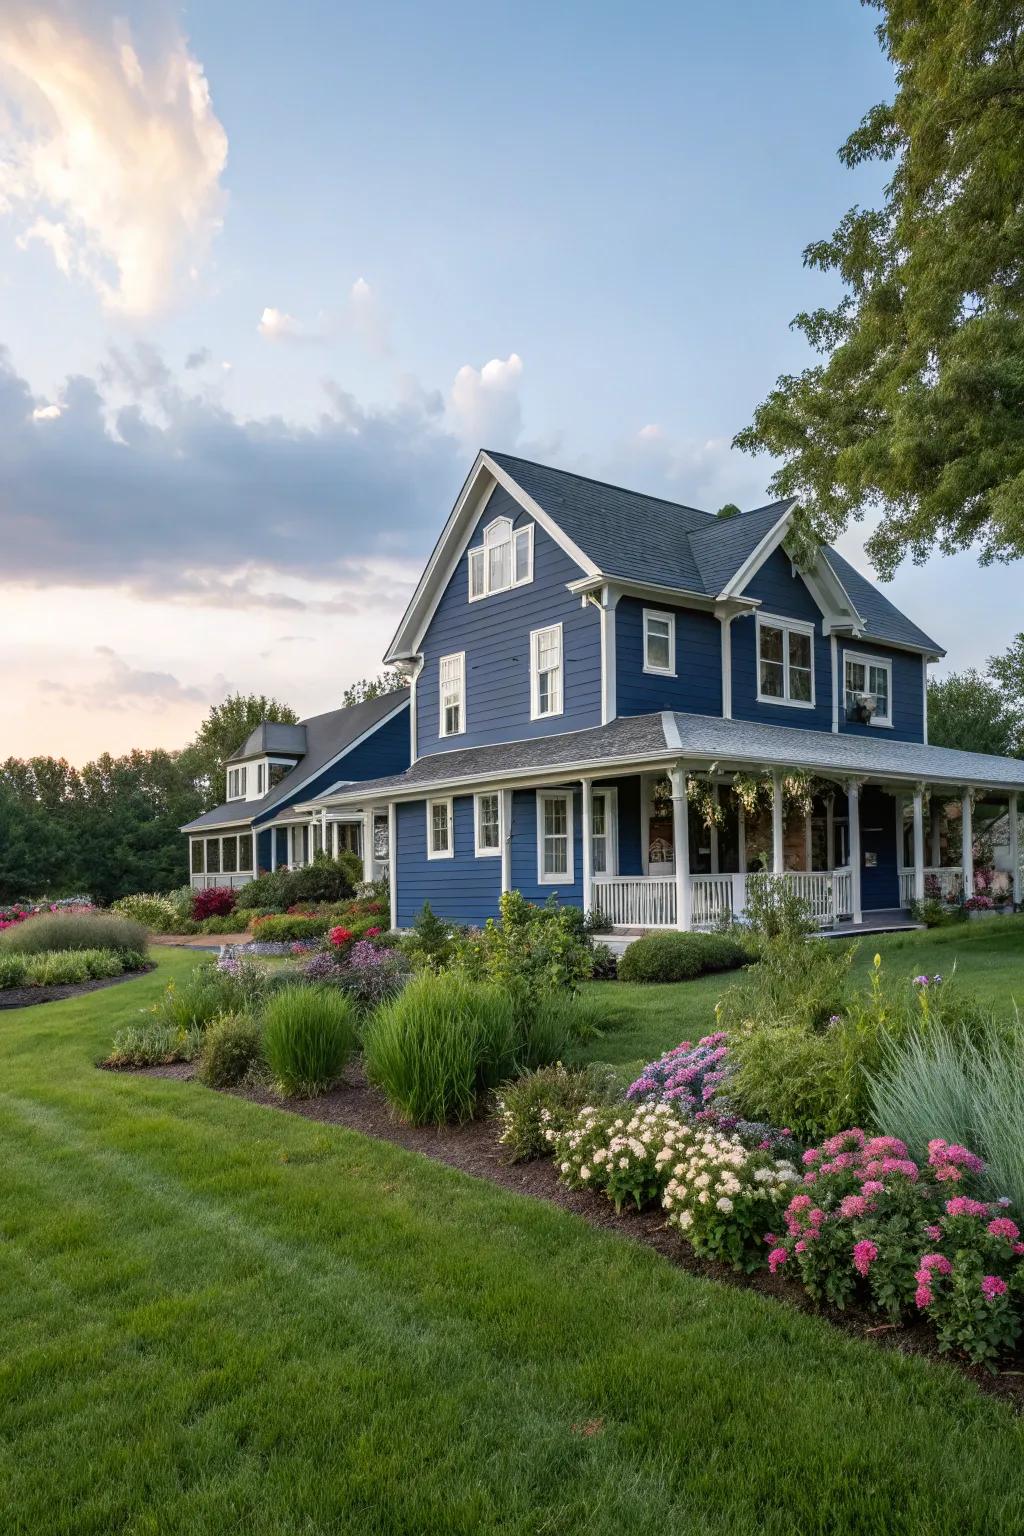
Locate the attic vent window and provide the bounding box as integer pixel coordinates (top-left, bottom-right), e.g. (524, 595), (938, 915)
(468, 517), (533, 600)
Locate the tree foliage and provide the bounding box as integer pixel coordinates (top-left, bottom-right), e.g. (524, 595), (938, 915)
(736, 1), (1024, 577)
(927, 630), (1024, 757)
(341, 672), (406, 708)
(179, 693), (299, 810)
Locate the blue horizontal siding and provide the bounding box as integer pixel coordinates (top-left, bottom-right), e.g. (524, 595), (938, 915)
(839, 644), (925, 743)
(395, 796), (501, 927)
(593, 775), (644, 876)
(416, 487), (601, 757)
(616, 597), (721, 717)
(731, 549), (833, 732)
(510, 787), (583, 909)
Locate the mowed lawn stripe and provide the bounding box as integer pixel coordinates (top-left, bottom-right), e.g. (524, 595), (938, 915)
(1, 953), (1023, 1535)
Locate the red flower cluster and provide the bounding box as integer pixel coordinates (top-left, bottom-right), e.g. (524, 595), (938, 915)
(329, 926), (354, 947)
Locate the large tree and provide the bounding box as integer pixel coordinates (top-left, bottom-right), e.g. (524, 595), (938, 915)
(927, 670), (1018, 756)
(735, 1), (1024, 578)
(180, 693), (299, 810)
(341, 671), (406, 707)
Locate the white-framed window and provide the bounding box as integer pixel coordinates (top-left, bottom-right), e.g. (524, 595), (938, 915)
(227, 766), (247, 800)
(439, 652), (465, 738)
(255, 762), (266, 796)
(537, 791), (574, 884)
(590, 788), (618, 876)
(844, 651), (893, 727)
(474, 792), (502, 857)
(756, 613), (815, 708)
(467, 517), (534, 600)
(530, 623), (563, 719)
(643, 608), (676, 676)
(372, 811), (390, 861)
(427, 797), (454, 859)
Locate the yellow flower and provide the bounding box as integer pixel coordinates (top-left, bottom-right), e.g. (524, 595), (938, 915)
(873, 953), (881, 969)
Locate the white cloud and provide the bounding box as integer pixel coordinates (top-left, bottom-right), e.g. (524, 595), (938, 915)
(0, 3), (227, 314)
(449, 352), (524, 447)
(623, 423), (772, 510)
(40, 645), (230, 712)
(258, 306), (312, 342)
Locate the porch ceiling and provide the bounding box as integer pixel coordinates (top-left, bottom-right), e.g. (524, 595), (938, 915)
(318, 709), (1024, 808)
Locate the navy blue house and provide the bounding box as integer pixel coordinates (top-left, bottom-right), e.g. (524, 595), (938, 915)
(181, 691), (410, 889)
(299, 452), (1024, 931)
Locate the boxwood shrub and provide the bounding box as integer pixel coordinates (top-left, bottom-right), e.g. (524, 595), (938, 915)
(250, 914), (330, 943)
(618, 930), (747, 984)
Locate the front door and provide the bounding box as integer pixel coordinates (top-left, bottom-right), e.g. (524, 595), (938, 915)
(859, 786), (900, 909)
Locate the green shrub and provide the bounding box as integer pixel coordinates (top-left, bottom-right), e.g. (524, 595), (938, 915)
(104, 1020), (202, 1068)
(495, 1062), (620, 1161)
(401, 901), (461, 971)
(364, 972), (519, 1125)
(716, 931), (855, 1033)
(0, 910), (148, 957)
(743, 872), (817, 941)
(111, 892), (175, 932)
(196, 914), (248, 934)
(618, 930), (747, 984)
(279, 852), (361, 905)
(249, 915), (329, 943)
(451, 891), (595, 1013)
(0, 954), (27, 988)
(263, 985), (357, 1096)
(520, 989), (604, 1068)
(18, 948), (131, 987)
(153, 966), (236, 1031)
(588, 942), (618, 980)
(235, 870), (287, 911)
(199, 1013), (265, 1089)
(910, 897), (966, 928)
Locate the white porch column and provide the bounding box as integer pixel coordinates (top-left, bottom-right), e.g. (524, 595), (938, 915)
(710, 783), (720, 874)
(387, 803), (398, 930)
(1010, 792), (1021, 907)
(848, 780), (863, 924)
(771, 768), (785, 875)
(321, 807), (328, 859)
(670, 763), (691, 931)
(930, 795), (942, 867)
(500, 789), (513, 895)
(804, 811), (813, 872)
(912, 786), (926, 903)
(270, 828), (278, 872)
(362, 808), (375, 882)
(581, 778), (593, 916)
(826, 795), (835, 871)
(737, 800), (746, 872)
(962, 789), (974, 902)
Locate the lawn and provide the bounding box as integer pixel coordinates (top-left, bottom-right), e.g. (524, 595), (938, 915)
(580, 914), (1024, 1071)
(3, 951), (1024, 1532)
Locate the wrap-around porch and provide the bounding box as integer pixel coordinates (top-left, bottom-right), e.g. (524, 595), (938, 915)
(582, 767), (1021, 932)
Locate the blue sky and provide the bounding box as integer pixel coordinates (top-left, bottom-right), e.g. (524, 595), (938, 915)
(0, 1), (1016, 761)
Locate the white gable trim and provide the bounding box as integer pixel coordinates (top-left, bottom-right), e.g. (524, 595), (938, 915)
(718, 504), (796, 599)
(250, 697), (410, 824)
(383, 452), (599, 664)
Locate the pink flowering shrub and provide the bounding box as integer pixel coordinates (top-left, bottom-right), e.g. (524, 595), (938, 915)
(766, 1127), (1024, 1364)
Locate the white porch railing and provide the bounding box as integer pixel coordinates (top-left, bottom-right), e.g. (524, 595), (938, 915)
(592, 869), (854, 931)
(190, 872), (254, 890)
(898, 867), (963, 906)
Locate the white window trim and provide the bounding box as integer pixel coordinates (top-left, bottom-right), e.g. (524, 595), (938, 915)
(438, 651), (466, 739)
(426, 796), (454, 860)
(467, 517), (534, 601)
(226, 766), (247, 800)
(473, 791), (502, 857)
(643, 607), (677, 677)
(536, 790), (574, 885)
(843, 649), (894, 728)
(590, 786), (619, 877)
(755, 611), (816, 710)
(530, 622), (564, 721)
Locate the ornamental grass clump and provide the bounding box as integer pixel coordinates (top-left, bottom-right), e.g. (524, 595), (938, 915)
(364, 972), (518, 1125)
(263, 985), (357, 1097)
(0, 910), (147, 957)
(104, 1020), (202, 1068)
(662, 1129), (801, 1271)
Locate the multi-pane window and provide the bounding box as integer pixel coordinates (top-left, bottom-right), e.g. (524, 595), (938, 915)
(475, 792), (501, 856)
(255, 762), (266, 795)
(222, 835), (238, 873)
(191, 840), (204, 874)
(538, 792), (573, 883)
(268, 762), (290, 789)
(467, 517), (533, 600)
(427, 798), (453, 858)
(756, 616), (814, 706)
(239, 834), (253, 872)
(591, 789), (616, 875)
(227, 766), (247, 799)
(845, 653), (892, 725)
(439, 652), (465, 737)
(206, 837), (221, 874)
(530, 624), (563, 719)
(643, 609), (675, 675)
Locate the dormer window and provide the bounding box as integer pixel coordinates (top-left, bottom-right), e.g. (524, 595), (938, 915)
(227, 766), (247, 800)
(468, 517), (533, 600)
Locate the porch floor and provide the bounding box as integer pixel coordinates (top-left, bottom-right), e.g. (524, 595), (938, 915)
(603, 908), (924, 954)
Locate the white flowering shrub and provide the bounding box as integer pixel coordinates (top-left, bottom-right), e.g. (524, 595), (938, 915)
(662, 1129), (801, 1271)
(548, 1101), (689, 1212)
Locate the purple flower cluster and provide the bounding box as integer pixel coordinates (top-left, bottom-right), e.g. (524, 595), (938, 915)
(627, 1033), (730, 1112)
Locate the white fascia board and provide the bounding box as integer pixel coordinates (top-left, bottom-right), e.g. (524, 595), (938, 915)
(568, 573), (756, 614)
(179, 817), (253, 833)
(717, 503), (796, 600)
(384, 452), (601, 665)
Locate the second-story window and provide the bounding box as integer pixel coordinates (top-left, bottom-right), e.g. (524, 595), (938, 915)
(255, 762), (266, 795)
(643, 609), (676, 676)
(439, 652), (465, 737)
(468, 517), (534, 600)
(227, 766), (247, 800)
(530, 624), (563, 719)
(756, 614), (815, 707)
(844, 652), (892, 726)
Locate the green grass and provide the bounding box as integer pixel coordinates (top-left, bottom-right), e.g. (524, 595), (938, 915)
(581, 915), (1024, 1073)
(4, 951), (1024, 1532)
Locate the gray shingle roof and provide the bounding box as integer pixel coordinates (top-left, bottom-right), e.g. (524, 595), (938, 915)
(321, 709), (1024, 802)
(487, 452), (941, 654)
(181, 690), (409, 832)
(227, 721), (308, 763)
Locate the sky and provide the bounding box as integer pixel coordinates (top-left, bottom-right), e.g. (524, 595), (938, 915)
(1, 0), (1019, 765)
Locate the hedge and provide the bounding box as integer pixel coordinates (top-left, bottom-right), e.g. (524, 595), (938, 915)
(618, 930), (748, 984)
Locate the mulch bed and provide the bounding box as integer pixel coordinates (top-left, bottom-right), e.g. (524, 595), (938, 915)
(139, 1057), (1024, 1409)
(1, 965), (154, 1011)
